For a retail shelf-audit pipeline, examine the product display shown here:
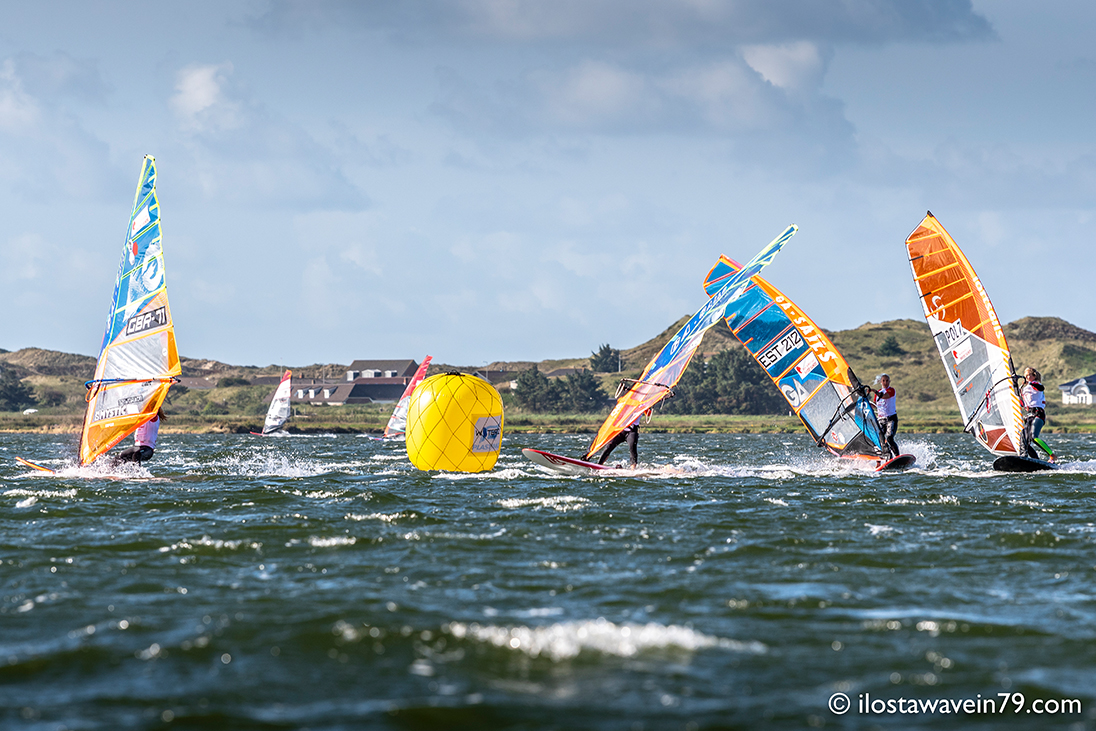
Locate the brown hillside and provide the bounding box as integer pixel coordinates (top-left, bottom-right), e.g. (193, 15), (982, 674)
(0, 348), (96, 377)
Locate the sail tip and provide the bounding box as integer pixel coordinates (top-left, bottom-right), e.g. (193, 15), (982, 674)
(926, 209), (933, 217)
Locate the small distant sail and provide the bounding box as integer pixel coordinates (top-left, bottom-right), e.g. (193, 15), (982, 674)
(584, 225), (797, 461)
(703, 257), (888, 461)
(904, 212), (1023, 456)
(262, 370), (293, 435)
(80, 156), (180, 465)
(383, 356), (432, 439)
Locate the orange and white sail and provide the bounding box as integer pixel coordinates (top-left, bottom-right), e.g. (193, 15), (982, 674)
(904, 212), (1023, 456)
(79, 156), (180, 464)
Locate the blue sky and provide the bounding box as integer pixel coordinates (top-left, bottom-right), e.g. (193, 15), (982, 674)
(1, 1), (1093, 367)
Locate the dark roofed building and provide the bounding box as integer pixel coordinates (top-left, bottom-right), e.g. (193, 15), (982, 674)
(1059, 374), (1096, 405)
(345, 360), (418, 380)
(292, 359), (422, 404)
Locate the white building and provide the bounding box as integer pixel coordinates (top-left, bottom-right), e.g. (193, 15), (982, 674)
(1058, 375), (1096, 405)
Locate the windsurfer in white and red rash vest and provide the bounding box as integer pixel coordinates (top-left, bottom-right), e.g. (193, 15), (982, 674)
(870, 374), (900, 459)
(1018, 366), (1056, 462)
(116, 407), (164, 463)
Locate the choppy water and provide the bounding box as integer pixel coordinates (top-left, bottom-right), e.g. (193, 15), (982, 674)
(3, 432), (1096, 730)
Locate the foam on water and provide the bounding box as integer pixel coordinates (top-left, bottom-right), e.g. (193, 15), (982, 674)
(308, 535), (357, 548)
(445, 618), (766, 661)
(497, 496), (591, 512)
(434, 468), (528, 481)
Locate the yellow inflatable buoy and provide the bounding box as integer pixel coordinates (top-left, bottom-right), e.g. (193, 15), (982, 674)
(405, 372), (504, 472)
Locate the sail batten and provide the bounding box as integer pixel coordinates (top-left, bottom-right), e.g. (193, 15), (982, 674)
(584, 225), (797, 461)
(903, 212), (1023, 457)
(79, 156), (179, 465)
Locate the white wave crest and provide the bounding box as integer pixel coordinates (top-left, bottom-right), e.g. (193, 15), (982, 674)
(497, 496), (590, 511)
(159, 536), (263, 553)
(446, 618), (765, 661)
(434, 468), (527, 480)
(308, 535), (357, 547)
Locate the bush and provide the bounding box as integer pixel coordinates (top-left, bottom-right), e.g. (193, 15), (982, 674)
(589, 344), (621, 373)
(876, 335), (905, 356)
(36, 389), (66, 407)
(512, 366), (610, 413)
(0, 367), (36, 412)
(217, 377), (250, 387)
(202, 402), (230, 415)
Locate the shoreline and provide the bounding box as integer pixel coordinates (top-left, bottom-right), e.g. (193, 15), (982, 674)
(4, 415), (1095, 435)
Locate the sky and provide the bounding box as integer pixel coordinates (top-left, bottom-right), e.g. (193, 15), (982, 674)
(2, 0), (1094, 368)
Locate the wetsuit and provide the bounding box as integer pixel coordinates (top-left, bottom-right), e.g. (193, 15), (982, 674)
(1020, 381), (1054, 460)
(596, 422), (639, 467)
(117, 415), (159, 463)
(873, 386), (899, 459)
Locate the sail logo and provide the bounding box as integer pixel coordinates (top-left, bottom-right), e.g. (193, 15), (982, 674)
(941, 319), (966, 347)
(472, 416), (502, 453)
(125, 306), (167, 337)
(951, 338), (974, 364)
(759, 329), (803, 370)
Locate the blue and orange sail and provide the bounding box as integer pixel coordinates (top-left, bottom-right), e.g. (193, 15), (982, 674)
(584, 225), (798, 461)
(79, 156), (180, 465)
(702, 257), (888, 461)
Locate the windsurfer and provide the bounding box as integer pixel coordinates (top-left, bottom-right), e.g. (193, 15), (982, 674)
(116, 408), (163, 463)
(870, 374), (900, 459)
(1018, 367), (1055, 462)
(589, 409), (651, 468)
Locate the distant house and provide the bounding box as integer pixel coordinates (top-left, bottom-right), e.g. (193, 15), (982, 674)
(1059, 375), (1096, 405)
(345, 360), (418, 380)
(292, 359), (422, 405)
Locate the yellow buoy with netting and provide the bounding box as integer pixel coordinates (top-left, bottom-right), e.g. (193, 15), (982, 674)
(405, 372), (504, 472)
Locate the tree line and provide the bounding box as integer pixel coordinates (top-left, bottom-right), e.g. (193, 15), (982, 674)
(511, 346), (786, 415)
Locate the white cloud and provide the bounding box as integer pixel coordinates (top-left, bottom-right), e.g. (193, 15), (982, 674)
(0, 60), (41, 131)
(741, 41), (829, 93)
(253, 0), (993, 47)
(168, 63), (366, 211)
(170, 63), (243, 133)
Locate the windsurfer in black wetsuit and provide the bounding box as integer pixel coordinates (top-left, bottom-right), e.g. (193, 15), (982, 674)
(116, 408), (164, 463)
(586, 409), (651, 468)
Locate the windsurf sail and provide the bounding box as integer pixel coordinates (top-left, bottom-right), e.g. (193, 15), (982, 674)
(904, 211), (1023, 456)
(262, 370), (293, 435)
(703, 257), (888, 461)
(583, 225), (798, 461)
(383, 356), (432, 438)
(79, 155), (180, 465)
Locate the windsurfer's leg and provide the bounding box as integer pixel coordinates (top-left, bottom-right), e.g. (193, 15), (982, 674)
(117, 446), (154, 463)
(1022, 416), (1038, 458)
(626, 429), (639, 468)
(1030, 418), (1054, 460)
(883, 416), (899, 458)
(597, 432), (626, 465)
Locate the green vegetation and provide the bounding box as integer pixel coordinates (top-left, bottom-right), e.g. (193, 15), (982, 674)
(0, 366), (36, 412)
(6, 315), (1096, 434)
(512, 366), (611, 413)
(589, 343), (621, 373)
